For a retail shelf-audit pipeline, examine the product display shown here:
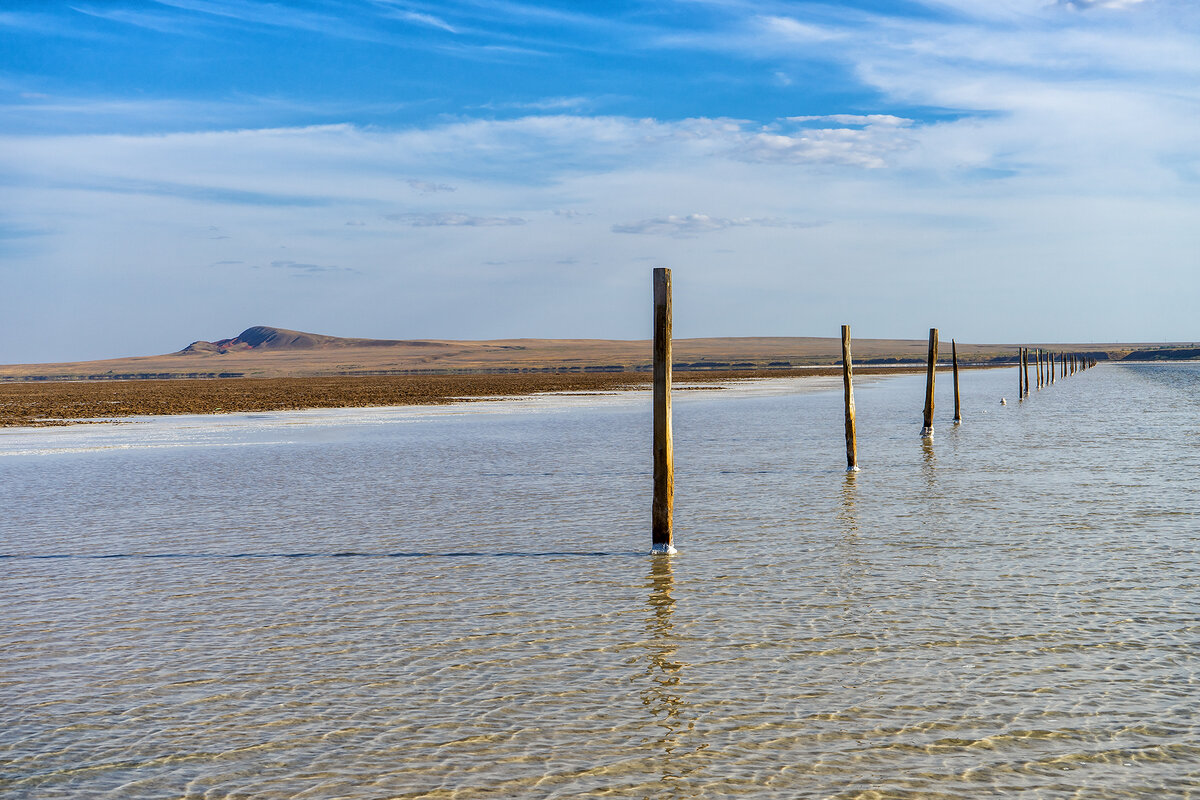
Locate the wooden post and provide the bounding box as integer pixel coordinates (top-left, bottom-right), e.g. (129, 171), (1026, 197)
(922, 328), (937, 436)
(842, 324), (858, 471)
(952, 339), (962, 423)
(1038, 348), (1043, 389)
(1023, 347), (1030, 397)
(1050, 350), (1055, 384)
(652, 268), (674, 554)
(1021, 348), (1027, 397)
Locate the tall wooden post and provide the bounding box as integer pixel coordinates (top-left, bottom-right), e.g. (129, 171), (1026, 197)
(842, 325), (858, 471)
(952, 339), (962, 423)
(652, 268), (674, 554)
(922, 328), (937, 436)
(1050, 350), (1055, 384)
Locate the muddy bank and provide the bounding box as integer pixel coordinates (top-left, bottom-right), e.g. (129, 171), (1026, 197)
(0, 365), (989, 427)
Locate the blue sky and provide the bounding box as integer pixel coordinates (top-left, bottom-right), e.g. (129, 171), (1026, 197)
(2, 0), (1198, 362)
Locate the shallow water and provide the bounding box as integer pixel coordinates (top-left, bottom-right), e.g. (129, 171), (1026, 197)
(2, 364), (1198, 799)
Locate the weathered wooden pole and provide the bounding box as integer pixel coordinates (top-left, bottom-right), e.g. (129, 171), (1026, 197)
(1023, 347), (1030, 397)
(652, 268), (675, 554)
(1050, 350), (1055, 384)
(922, 328), (937, 436)
(842, 324), (858, 471)
(952, 339), (962, 423)
(1018, 348), (1025, 397)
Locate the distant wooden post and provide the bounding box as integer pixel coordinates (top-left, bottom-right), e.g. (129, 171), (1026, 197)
(842, 325), (858, 471)
(1050, 350), (1055, 384)
(922, 328), (937, 436)
(952, 339), (962, 423)
(652, 268), (675, 554)
(1017, 348), (1023, 397)
(1023, 347), (1030, 397)
(1036, 348), (1042, 389)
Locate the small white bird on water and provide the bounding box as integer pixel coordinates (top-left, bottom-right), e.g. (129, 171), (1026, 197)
(1000, 398), (1007, 405)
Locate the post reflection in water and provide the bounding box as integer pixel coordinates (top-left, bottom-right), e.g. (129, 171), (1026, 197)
(637, 555), (695, 788)
(921, 436), (937, 490)
(837, 469), (859, 536)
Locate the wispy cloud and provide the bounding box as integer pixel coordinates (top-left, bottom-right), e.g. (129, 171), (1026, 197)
(407, 179), (456, 194)
(269, 259), (359, 275)
(479, 96), (591, 111)
(150, 0), (384, 41)
(385, 212), (527, 226)
(70, 5), (199, 34)
(392, 9), (458, 33)
(612, 214), (817, 237)
(1059, 0), (1150, 9)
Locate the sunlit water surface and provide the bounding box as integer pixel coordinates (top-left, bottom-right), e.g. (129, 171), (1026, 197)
(2, 364), (1198, 799)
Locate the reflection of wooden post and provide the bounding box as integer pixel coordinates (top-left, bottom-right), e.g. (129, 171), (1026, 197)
(922, 328), (937, 436)
(952, 339), (962, 423)
(842, 325), (858, 471)
(652, 268), (674, 554)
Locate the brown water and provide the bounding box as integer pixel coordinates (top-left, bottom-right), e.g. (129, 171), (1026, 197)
(2, 364), (1198, 798)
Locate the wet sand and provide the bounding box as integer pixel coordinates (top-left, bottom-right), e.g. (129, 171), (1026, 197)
(0, 366), (981, 427)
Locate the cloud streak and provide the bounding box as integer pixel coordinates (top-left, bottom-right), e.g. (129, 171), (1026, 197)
(384, 212), (527, 227)
(612, 214), (819, 237)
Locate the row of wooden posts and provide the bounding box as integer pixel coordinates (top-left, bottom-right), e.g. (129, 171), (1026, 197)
(650, 268), (1096, 554)
(1017, 346), (1095, 398)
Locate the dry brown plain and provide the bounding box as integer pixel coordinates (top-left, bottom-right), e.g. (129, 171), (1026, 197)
(0, 327), (1141, 382)
(0, 366), (983, 427)
(0, 326), (1178, 427)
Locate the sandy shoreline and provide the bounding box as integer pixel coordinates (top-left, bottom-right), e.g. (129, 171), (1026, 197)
(0, 365), (997, 428)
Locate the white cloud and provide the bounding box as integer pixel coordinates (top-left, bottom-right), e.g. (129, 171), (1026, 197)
(393, 10), (457, 33)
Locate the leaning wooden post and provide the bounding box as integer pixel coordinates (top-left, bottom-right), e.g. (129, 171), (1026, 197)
(952, 339), (962, 423)
(652, 268), (675, 554)
(841, 325), (859, 471)
(922, 328), (937, 437)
